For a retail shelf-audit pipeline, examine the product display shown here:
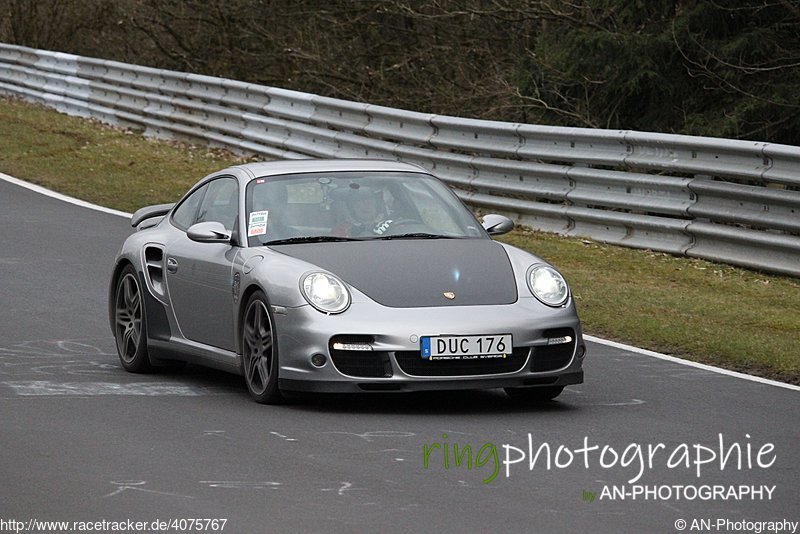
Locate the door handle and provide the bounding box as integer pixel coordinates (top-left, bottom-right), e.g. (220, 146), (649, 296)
(166, 257), (178, 274)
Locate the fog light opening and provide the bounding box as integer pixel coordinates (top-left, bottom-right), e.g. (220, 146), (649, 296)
(577, 344), (586, 359)
(332, 342), (373, 351)
(546, 335), (572, 345)
(310, 354), (327, 368)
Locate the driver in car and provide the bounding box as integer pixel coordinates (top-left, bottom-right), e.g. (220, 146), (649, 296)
(332, 184), (395, 237)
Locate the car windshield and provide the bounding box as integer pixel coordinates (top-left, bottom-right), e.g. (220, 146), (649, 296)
(244, 171), (486, 246)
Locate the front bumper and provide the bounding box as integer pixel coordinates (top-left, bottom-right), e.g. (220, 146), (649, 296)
(281, 371), (584, 393)
(273, 296), (586, 393)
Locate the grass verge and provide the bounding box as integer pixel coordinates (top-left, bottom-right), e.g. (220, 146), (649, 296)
(0, 97), (252, 212)
(1, 96), (798, 384)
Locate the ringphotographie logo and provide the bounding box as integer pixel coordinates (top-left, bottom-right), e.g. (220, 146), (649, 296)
(421, 432), (779, 501)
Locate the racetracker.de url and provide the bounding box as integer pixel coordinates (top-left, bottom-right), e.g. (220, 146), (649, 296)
(0, 518), (227, 533)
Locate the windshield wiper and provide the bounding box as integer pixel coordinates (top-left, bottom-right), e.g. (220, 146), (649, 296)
(264, 236), (365, 245)
(373, 233), (459, 240)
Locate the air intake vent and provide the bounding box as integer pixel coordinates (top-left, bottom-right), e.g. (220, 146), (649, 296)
(329, 336), (393, 378)
(144, 245), (166, 299)
(531, 328), (575, 372)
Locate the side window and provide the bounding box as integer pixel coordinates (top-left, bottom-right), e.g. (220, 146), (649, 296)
(171, 183), (208, 231)
(196, 177), (239, 232)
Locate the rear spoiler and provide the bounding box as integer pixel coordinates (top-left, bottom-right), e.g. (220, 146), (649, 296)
(130, 203), (174, 228)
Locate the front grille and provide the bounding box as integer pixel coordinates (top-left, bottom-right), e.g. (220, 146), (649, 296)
(394, 347), (529, 377)
(531, 328), (575, 372)
(329, 336), (392, 378)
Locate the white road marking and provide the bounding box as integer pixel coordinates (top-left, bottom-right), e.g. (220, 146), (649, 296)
(1, 172), (797, 392)
(585, 335), (800, 392)
(0, 172), (131, 218)
(3, 380), (212, 396)
(584, 398), (646, 407)
(201, 481), (282, 489)
(321, 481), (361, 496)
(323, 430), (417, 442)
(105, 480), (194, 499)
(270, 431), (297, 442)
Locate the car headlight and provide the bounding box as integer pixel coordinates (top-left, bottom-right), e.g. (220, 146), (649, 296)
(527, 265), (569, 307)
(301, 272), (351, 314)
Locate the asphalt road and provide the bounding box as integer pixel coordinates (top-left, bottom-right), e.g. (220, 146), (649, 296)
(1, 177), (798, 534)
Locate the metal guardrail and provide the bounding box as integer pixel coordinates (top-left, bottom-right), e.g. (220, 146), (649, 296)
(1, 43), (799, 276)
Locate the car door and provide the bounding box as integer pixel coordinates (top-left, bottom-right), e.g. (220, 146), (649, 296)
(166, 176), (241, 351)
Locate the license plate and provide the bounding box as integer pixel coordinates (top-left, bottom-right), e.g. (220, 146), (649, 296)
(421, 334), (512, 360)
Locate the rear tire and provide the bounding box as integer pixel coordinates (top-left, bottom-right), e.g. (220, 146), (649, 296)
(113, 265), (153, 373)
(241, 290), (283, 404)
(504, 385), (564, 402)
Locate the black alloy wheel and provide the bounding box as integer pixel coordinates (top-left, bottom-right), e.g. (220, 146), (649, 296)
(114, 265), (153, 372)
(241, 290), (282, 404)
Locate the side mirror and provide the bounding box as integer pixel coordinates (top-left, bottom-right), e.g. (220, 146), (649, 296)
(187, 221), (232, 243)
(481, 214), (514, 236)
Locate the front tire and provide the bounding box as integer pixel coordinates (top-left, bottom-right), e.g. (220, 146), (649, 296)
(114, 265), (153, 373)
(504, 385), (564, 403)
(241, 291), (283, 404)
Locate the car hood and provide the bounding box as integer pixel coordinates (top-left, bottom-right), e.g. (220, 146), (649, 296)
(271, 239), (518, 308)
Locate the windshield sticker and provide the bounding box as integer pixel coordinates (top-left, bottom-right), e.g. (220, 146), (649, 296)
(248, 210), (268, 237)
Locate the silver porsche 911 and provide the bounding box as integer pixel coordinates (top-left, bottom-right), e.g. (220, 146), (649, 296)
(109, 159), (585, 403)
